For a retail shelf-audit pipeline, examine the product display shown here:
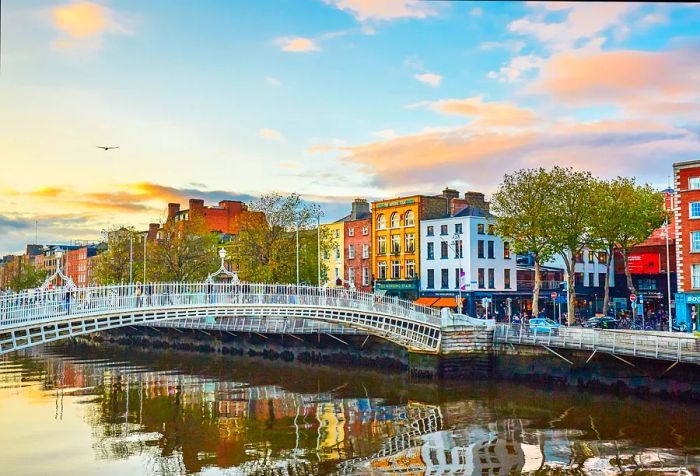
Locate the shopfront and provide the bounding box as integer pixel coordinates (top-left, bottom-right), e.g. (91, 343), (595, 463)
(673, 292), (700, 332)
(374, 279), (419, 301)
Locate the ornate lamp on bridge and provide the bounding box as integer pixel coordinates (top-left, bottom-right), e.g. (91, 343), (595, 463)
(40, 249), (76, 291)
(206, 248), (240, 283)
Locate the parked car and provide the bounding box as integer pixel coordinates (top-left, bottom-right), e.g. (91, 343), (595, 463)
(529, 318), (561, 335)
(582, 316), (619, 329)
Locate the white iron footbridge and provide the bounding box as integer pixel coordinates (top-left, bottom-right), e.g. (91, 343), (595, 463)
(0, 283), (442, 355)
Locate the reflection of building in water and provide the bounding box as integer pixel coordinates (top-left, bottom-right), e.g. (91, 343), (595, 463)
(317, 402), (347, 461)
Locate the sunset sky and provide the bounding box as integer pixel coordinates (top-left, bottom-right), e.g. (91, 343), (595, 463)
(2, 1), (700, 254)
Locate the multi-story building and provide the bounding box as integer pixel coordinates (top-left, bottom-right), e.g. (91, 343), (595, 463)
(372, 188), (487, 300)
(65, 245), (99, 287)
(343, 199), (372, 292)
(166, 198), (264, 235)
(673, 159), (700, 330)
(321, 220), (345, 287)
(419, 207), (517, 315)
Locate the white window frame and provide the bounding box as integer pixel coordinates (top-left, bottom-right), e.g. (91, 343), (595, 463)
(362, 226), (369, 236)
(404, 210), (415, 227)
(693, 264), (700, 289)
(378, 261), (387, 280)
(377, 215), (386, 230)
(362, 244), (369, 259)
(692, 232), (700, 253)
(348, 244), (355, 259)
(391, 260), (401, 279)
(406, 259), (415, 279)
(690, 202), (700, 219)
(348, 227), (355, 237)
(690, 177), (700, 190)
(348, 267), (355, 284)
(390, 212), (400, 228)
(362, 267), (369, 286)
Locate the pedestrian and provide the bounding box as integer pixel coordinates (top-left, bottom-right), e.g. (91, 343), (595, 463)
(135, 281), (143, 307)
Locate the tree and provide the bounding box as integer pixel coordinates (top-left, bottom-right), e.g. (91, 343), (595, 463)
(94, 226), (143, 284)
(149, 216), (220, 282)
(492, 168), (559, 315)
(548, 167), (598, 325)
(236, 193), (335, 284)
(6, 261), (46, 291)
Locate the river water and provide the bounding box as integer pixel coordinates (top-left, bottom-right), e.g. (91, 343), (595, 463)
(1, 344), (700, 475)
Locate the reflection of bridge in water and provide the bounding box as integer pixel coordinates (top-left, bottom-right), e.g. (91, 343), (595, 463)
(0, 283), (442, 355)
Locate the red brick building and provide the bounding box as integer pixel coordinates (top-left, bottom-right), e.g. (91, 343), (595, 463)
(343, 199), (372, 293)
(166, 198), (263, 235)
(65, 246), (98, 287)
(673, 160), (700, 329)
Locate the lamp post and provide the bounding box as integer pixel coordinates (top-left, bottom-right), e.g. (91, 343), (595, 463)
(129, 231), (133, 284)
(296, 220), (300, 286)
(317, 213), (321, 287)
(218, 248), (226, 270)
(143, 235), (147, 283)
(55, 249), (63, 285)
(453, 232), (463, 315)
(664, 184), (674, 332)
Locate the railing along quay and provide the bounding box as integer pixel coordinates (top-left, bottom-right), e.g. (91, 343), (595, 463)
(494, 324), (700, 364)
(152, 316), (367, 335)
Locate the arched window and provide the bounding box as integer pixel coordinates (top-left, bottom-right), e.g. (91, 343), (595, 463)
(404, 210), (415, 227)
(390, 212), (400, 228)
(377, 214), (386, 230)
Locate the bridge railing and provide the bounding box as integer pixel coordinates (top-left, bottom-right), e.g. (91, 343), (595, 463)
(494, 323), (700, 363)
(0, 282), (441, 329)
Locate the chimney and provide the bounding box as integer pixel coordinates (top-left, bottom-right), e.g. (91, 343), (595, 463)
(351, 198), (370, 220)
(167, 203), (180, 220)
(148, 223), (160, 240)
(463, 191), (489, 212)
(442, 187), (460, 200)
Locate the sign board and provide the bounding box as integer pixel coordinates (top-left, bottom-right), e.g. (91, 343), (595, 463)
(628, 253), (661, 274)
(375, 281), (417, 291)
(481, 297), (491, 307)
(630, 294), (637, 303)
(551, 292), (558, 300)
(639, 294), (644, 304)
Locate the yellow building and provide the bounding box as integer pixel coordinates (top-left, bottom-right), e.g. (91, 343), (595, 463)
(372, 192), (454, 299)
(321, 220), (345, 287)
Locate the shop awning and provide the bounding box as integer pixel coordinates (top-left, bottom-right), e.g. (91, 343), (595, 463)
(433, 297), (463, 307)
(415, 297), (438, 306)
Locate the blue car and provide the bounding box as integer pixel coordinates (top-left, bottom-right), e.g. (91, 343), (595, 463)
(529, 318), (561, 335)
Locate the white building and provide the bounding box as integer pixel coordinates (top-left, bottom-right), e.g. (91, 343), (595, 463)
(546, 250), (614, 289)
(419, 208), (517, 313)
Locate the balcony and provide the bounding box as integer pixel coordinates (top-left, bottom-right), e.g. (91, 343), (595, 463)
(516, 280), (563, 291)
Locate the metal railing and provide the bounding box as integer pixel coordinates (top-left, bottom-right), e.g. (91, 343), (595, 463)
(494, 324), (700, 364)
(152, 316), (367, 335)
(0, 282), (440, 330)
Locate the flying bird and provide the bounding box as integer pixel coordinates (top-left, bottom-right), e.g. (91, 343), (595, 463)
(97, 146), (119, 151)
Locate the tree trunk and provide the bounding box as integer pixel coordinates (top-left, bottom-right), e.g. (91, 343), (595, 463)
(563, 252), (576, 326)
(622, 249), (637, 294)
(602, 244), (613, 314)
(532, 258), (542, 317)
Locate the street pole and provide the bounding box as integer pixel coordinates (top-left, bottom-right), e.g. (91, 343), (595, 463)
(317, 214), (321, 287)
(129, 232), (133, 284)
(666, 184), (673, 332)
(456, 232), (462, 318)
(296, 221), (300, 286)
(143, 235), (147, 283)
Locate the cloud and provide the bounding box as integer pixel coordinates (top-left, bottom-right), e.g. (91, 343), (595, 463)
(479, 40), (526, 53)
(508, 2), (638, 51)
(50, 1), (128, 49)
(258, 128), (284, 141)
(265, 76), (282, 86)
(325, 0), (438, 22)
(414, 72), (442, 87)
(411, 97), (538, 127)
(487, 54), (544, 82)
(373, 129), (397, 140)
(276, 37), (320, 52)
(470, 7), (483, 17)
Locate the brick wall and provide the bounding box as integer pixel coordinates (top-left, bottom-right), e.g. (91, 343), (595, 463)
(674, 162), (700, 293)
(344, 217), (372, 292)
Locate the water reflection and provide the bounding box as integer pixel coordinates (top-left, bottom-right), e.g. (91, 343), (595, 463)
(1, 345), (699, 475)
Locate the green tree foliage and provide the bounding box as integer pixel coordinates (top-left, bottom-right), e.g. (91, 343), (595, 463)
(6, 261), (46, 291)
(148, 216), (220, 282)
(236, 193), (334, 284)
(94, 226), (143, 284)
(492, 168), (559, 314)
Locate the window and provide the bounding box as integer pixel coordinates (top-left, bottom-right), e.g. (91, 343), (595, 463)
(575, 272), (584, 286)
(427, 242), (434, 260)
(455, 268), (461, 289)
(390, 212), (400, 228)
(477, 223), (485, 235)
(323, 249), (329, 260)
(378, 261), (387, 280)
(404, 210), (415, 226)
(477, 240), (485, 258)
(335, 267), (340, 279)
(441, 269), (449, 289)
(334, 229), (340, 239)
(377, 236), (386, 255)
(691, 202), (700, 218)
(391, 260), (401, 279)
(575, 252), (584, 263)
(504, 242), (511, 259)
(362, 226), (369, 236)
(487, 224), (495, 235)
(599, 272), (606, 287)
(692, 231), (700, 252)
(588, 273), (594, 287)
(348, 227), (354, 237)
(348, 245), (355, 259)
(377, 214), (386, 230)
(335, 246), (340, 259)
(487, 241), (494, 259)
(363, 267), (369, 286)
(455, 240), (463, 259)
(440, 224), (448, 236)
(455, 223), (463, 234)
(405, 233), (415, 252)
(427, 226), (434, 236)
(638, 278), (656, 291)
(504, 269), (511, 289)
(587, 252), (594, 263)
(427, 269), (435, 289)
(348, 268), (355, 284)
(488, 269), (495, 289)
(362, 244), (369, 259)
(391, 234), (401, 254)
(441, 241), (448, 259)
(693, 264), (700, 289)
(406, 260), (415, 279)
(598, 251), (608, 263)
(690, 177), (700, 190)
(478, 268), (485, 289)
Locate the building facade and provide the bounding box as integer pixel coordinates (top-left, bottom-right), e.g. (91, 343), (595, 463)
(419, 208), (517, 316)
(343, 199), (372, 293)
(166, 198), (264, 235)
(65, 245), (98, 287)
(321, 221), (345, 287)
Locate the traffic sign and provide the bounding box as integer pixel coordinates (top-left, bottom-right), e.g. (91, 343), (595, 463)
(551, 292), (558, 300)
(639, 294), (644, 304)
(630, 293), (637, 303)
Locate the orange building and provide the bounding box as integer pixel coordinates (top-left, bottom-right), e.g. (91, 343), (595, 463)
(166, 198), (263, 235)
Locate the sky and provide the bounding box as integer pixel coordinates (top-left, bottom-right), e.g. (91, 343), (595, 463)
(1, 1), (700, 255)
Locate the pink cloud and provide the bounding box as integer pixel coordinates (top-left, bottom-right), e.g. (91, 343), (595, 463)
(411, 96), (538, 127)
(326, 0), (438, 22)
(277, 37), (320, 52)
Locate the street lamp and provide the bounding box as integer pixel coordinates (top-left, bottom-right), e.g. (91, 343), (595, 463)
(218, 248), (227, 269)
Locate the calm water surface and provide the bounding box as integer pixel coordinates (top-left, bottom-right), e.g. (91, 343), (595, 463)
(2, 344), (700, 475)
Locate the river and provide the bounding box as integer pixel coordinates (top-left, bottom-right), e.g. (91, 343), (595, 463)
(1, 343), (699, 475)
